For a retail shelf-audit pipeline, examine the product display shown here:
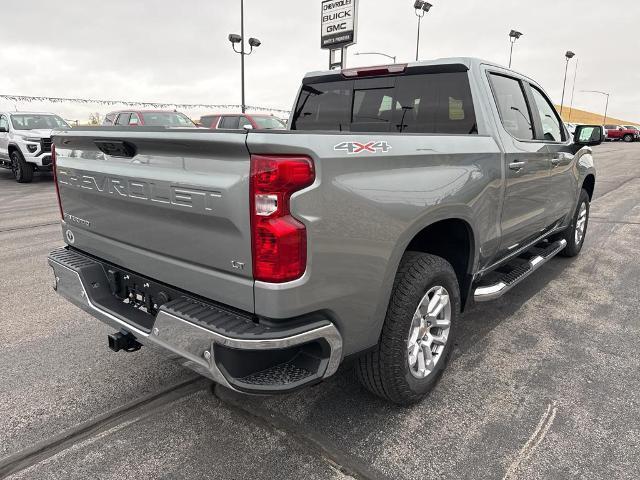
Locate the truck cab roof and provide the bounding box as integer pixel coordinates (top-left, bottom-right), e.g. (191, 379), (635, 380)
(304, 57), (536, 84)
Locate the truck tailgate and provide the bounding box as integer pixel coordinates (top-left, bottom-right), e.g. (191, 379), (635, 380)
(53, 129), (254, 313)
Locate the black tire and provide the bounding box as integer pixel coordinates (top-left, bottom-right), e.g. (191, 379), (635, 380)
(10, 150), (34, 183)
(623, 134), (633, 143)
(356, 252), (460, 405)
(557, 189), (590, 257)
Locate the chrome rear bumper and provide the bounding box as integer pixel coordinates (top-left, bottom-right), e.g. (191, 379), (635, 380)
(48, 248), (343, 393)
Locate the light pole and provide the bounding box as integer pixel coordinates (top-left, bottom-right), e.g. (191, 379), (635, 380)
(228, 0), (261, 114)
(559, 51), (575, 117)
(581, 90), (611, 125)
(354, 52), (397, 63)
(413, 1), (433, 62)
(568, 58), (579, 122)
(508, 29), (523, 68)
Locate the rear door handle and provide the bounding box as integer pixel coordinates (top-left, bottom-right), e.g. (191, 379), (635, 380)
(509, 160), (526, 171)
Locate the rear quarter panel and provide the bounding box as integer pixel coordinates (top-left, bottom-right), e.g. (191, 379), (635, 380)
(248, 131), (502, 355)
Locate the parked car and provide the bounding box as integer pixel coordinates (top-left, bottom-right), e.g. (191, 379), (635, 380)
(103, 110), (195, 127)
(199, 113), (286, 130)
(604, 124), (639, 142)
(49, 58), (601, 405)
(622, 125), (640, 136)
(0, 111), (69, 183)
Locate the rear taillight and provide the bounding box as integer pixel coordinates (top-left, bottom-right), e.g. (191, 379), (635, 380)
(51, 144), (64, 220)
(250, 154), (315, 283)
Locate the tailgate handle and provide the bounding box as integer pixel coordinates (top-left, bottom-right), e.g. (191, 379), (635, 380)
(94, 140), (137, 158)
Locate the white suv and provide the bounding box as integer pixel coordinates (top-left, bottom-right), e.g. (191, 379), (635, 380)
(0, 111), (70, 183)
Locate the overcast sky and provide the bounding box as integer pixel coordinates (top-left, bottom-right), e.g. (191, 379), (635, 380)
(1, 0), (638, 122)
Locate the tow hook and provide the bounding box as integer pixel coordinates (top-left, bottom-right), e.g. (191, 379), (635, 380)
(108, 330), (142, 352)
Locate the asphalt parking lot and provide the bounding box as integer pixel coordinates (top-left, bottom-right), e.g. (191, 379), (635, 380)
(1, 142), (639, 480)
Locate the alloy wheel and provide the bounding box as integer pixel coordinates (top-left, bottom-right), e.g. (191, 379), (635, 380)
(575, 202), (587, 245)
(11, 155), (20, 180)
(407, 286), (452, 379)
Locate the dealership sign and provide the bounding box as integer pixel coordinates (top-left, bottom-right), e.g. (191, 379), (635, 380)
(321, 0), (358, 50)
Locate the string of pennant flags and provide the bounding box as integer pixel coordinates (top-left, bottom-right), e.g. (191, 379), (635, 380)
(0, 94), (291, 115)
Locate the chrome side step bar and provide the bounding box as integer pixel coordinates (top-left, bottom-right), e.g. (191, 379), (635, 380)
(474, 239), (567, 302)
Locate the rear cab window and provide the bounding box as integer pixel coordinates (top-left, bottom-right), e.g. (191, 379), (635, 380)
(291, 69), (477, 134)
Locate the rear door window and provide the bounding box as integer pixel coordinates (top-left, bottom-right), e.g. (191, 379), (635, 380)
(116, 113), (131, 126)
(291, 72), (476, 134)
(103, 113), (116, 126)
(200, 116), (219, 128)
(238, 116), (253, 129)
(489, 73), (534, 140)
(292, 81), (352, 131)
(219, 116), (240, 129)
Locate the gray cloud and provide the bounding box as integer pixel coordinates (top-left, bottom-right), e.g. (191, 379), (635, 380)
(1, 0), (638, 122)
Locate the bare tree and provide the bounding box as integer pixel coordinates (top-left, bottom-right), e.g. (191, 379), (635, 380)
(88, 112), (102, 125)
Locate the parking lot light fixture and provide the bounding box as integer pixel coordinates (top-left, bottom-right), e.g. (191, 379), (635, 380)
(560, 51), (576, 117)
(581, 90), (611, 125)
(227, 0), (261, 114)
(414, 1), (433, 62)
(508, 29), (523, 68)
(354, 52), (397, 64)
(568, 58), (579, 122)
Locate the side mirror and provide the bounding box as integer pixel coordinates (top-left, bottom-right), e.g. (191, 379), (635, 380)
(242, 124), (254, 130)
(574, 125), (604, 146)
(0, 126), (8, 133)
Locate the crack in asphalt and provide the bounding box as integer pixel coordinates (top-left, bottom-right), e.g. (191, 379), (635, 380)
(0, 222), (59, 234)
(212, 385), (390, 480)
(590, 218), (640, 225)
(0, 378), (205, 479)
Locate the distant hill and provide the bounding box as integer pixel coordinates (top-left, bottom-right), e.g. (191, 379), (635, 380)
(554, 105), (638, 126)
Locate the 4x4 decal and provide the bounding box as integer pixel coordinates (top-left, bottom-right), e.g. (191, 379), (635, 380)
(334, 141), (392, 154)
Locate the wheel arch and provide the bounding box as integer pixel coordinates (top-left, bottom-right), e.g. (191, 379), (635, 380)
(8, 143), (22, 157)
(582, 173), (595, 200)
(404, 218), (476, 311)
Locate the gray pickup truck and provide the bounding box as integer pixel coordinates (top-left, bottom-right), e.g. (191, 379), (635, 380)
(48, 58), (602, 405)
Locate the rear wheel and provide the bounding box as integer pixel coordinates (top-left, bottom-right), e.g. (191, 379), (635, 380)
(356, 252), (460, 405)
(623, 134), (633, 142)
(557, 189), (590, 257)
(10, 150), (34, 183)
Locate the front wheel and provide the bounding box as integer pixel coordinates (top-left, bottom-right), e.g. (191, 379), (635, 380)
(623, 134), (634, 143)
(557, 189), (590, 257)
(356, 252), (460, 405)
(11, 151), (34, 183)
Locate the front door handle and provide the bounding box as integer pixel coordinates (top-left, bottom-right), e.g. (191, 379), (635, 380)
(509, 160), (526, 171)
